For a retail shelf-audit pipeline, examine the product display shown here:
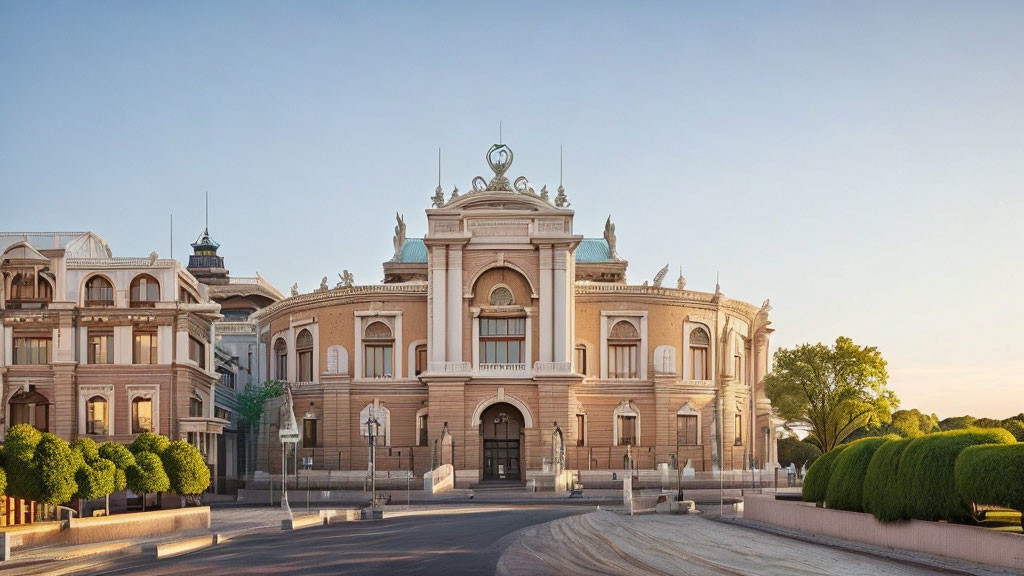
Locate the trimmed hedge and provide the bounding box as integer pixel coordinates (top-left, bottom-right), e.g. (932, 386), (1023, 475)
(161, 441), (210, 499)
(861, 437), (915, 521)
(825, 435), (894, 512)
(802, 443), (849, 504)
(130, 433), (170, 456)
(954, 443), (1024, 522)
(896, 428), (1014, 523)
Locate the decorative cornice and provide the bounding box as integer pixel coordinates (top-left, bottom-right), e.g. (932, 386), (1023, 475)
(252, 284), (427, 322)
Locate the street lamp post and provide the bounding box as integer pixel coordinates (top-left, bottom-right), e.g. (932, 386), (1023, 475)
(366, 411), (381, 517)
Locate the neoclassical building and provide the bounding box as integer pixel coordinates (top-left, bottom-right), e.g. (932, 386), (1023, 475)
(0, 232), (228, 487)
(255, 145), (776, 486)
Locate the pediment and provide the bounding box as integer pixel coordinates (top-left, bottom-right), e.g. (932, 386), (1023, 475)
(442, 191), (564, 213)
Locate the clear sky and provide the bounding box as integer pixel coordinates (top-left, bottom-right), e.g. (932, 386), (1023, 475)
(2, 2), (1022, 419)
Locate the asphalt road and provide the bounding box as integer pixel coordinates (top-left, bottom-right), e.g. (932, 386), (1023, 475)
(74, 506), (588, 576)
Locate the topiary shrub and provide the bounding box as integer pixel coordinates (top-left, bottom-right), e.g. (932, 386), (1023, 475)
(161, 441), (210, 505)
(2, 424), (42, 501)
(71, 437), (101, 463)
(955, 443), (1024, 528)
(825, 435), (894, 512)
(127, 452), (170, 510)
(802, 443), (849, 504)
(4, 424), (42, 456)
(778, 437), (822, 469)
(74, 458), (115, 503)
(897, 428), (1015, 523)
(98, 442), (136, 492)
(34, 433), (79, 506)
(861, 436), (915, 521)
(1002, 419), (1024, 442)
(130, 433), (170, 456)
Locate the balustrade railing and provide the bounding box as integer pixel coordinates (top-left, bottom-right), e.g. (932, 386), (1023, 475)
(477, 363), (527, 375)
(533, 361), (572, 374)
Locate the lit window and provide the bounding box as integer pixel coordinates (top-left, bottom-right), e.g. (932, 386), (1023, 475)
(133, 331), (158, 364)
(132, 397), (153, 433)
(86, 396), (109, 435)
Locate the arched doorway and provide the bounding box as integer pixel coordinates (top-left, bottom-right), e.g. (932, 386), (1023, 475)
(481, 402), (523, 481)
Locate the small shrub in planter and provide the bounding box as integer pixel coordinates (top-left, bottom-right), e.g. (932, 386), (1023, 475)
(802, 443), (849, 504)
(897, 428), (1014, 523)
(954, 443), (1024, 528)
(862, 436), (915, 521)
(161, 441), (211, 506)
(825, 435), (894, 512)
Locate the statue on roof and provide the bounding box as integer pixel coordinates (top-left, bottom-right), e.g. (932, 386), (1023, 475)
(677, 267), (687, 290)
(339, 270), (355, 288)
(290, 283), (299, 297)
(554, 184), (570, 208)
(319, 277), (329, 292)
(652, 264), (669, 288)
(540, 185), (549, 202)
(431, 185), (445, 208)
(451, 185), (462, 201)
(604, 216), (618, 260)
(393, 213), (406, 261)
(513, 176), (534, 196)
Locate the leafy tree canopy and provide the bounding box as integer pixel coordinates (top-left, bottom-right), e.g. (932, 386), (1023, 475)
(161, 440), (211, 498)
(939, 415), (976, 431)
(126, 451), (170, 495)
(765, 337), (897, 452)
(98, 442), (136, 492)
(237, 380), (284, 427)
(130, 433), (170, 456)
(34, 433), (78, 505)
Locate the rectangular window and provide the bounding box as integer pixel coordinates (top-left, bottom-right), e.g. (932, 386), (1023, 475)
(479, 317), (526, 364)
(690, 346), (708, 380)
(364, 344), (393, 378)
(677, 414), (698, 446)
(618, 415), (637, 446)
(734, 355), (742, 383)
(298, 350), (313, 381)
(303, 418), (318, 448)
(418, 413), (428, 446)
(415, 346), (427, 376)
(574, 346), (587, 375)
(608, 344), (638, 379)
(88, 332), (113, 364)
(132, 398), (153, 433)
(13, 337), (52, 365)
(576, 413), (586, 447)
(189, 336), (206, 369)
(133, 331), (158, 364)
(735, 414), (743, 445)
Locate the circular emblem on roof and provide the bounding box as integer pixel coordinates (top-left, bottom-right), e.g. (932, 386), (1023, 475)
(487, 144), (513, 178)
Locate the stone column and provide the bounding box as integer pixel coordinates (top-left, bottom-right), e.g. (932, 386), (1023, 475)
(446, 246), (462, 362)
(539, 246), (553, 363)
(552, 247), (568, 364)
(430, 246), (447, 362)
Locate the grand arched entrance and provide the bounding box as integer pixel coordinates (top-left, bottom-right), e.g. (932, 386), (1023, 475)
(480, 402), (524, 481)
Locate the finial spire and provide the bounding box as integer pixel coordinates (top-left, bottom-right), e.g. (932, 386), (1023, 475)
(499, 121), (502, 144)
(205, 191), (208, 231)
(559, 145), (563, 187)
(437, 147), (441, 187)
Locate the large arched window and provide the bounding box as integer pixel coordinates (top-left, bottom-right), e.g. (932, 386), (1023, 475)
(274, 338), (288, 380)
(132, 396), (153, 433)
(363, 322), (393, 378)
(8, 273), (52, 308)
(296, 329), (314, 381)
(130, 274), (160, 307)
(9, 389), (50, 431)
(86, 396), (109, 435)
(608, 321), (640, 379)
(689, 327), (710, 380)
(613, 400), (640, 446)
(84, 276), (114, 307)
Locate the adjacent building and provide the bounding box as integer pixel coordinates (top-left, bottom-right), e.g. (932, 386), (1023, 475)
(253, 145), (777, 487)
(0, 232), (228, 488)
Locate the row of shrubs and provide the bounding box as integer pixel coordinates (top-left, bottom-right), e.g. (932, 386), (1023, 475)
(803, 427), (1022, 525)
(0, 424), (211, 511)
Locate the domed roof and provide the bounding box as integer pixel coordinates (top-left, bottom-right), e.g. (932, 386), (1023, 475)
(65, 232), (113, 259)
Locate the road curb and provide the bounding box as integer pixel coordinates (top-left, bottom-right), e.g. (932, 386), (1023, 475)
(149, 533), (226, 559)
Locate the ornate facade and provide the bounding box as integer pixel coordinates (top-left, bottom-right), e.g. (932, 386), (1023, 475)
(255, 145), (776, 486)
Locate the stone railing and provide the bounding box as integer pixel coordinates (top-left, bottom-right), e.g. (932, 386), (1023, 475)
(287, 380), (321, 389)
(427, 361), (472, 373)
(215, 321), (256, 335)
(477, 363), (528, 377)
(533, 362), (573, 374)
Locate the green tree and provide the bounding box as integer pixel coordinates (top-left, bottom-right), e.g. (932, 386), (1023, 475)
(130, 433), (170, 456)
(74, 459), (116, 515)
(98, 442), (136, 492)
(237, 380), (284, 475)
(765, 337), (897, 452)
(0, 466), (6, 497)
(2, 424), (42, 501)
(1001, 419), (1024, 442)
(127, 452), (170, 511)
(161, 441), (211, 505)
(939, 415), (975, 431)
(71, 437), (101, 463)
(972, 418), (1003, 429)
(777, 437), (821, 468)
(33, 434), (79, 506)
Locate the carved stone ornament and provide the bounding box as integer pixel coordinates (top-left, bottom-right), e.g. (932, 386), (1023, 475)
(604, 216), (618, 260)
(431, 185), (445, 208)
(485, 144), (514, 191)
(652, 264), (669, 288)
(554, 184), (570, 207)
(540, 185), (549, 201)
(339, 270), (355, 288)
(319, 277), (329, 291)
(393, 212), (406, 261)
(290, 283), (299, 297)
(677, 267), (687, 290)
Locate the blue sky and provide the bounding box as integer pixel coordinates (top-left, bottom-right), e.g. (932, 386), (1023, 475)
(3, 1), (1022, 418)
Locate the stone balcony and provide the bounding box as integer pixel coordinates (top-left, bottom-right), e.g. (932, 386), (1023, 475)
(422, 361), (574, 379)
